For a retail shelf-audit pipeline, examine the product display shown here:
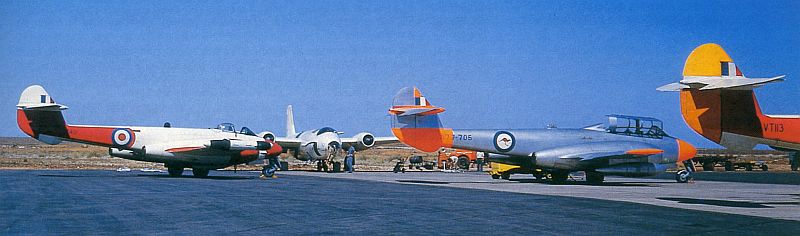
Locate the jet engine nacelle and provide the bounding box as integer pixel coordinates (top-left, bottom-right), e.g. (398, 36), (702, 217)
(533, 150), (582, 170)
(210, 139), (271, 151)
(352, 132), (375, 151)
(109, 148), (147, 162)
(258, 131), (276, 142)
(301, 142), (322, 161)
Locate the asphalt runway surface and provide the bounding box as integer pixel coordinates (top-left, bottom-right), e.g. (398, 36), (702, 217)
(1, 170), (798, 235)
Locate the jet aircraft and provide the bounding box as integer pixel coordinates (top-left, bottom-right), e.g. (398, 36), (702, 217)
(658, 43), (800, 171)
(389, 87), (697, 183)
(260, 105), (398, 171)
(16, 85), (283, 177)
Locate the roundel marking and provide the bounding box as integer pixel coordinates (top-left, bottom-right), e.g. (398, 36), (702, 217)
(112, 128), (135, 147)
(493, 131), (515, 152)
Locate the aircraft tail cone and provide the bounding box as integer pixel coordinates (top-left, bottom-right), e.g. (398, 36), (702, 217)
(676, 139), (697, 162)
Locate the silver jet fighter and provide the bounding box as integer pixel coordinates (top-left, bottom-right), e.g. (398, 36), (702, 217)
(260, 105), (398, 171)
(389, 87), (697, 183)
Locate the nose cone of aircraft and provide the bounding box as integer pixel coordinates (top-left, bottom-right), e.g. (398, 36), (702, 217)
(676, 139), (697, 162)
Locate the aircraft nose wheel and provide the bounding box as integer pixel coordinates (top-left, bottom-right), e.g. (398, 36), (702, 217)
(675, 170), (692, 183)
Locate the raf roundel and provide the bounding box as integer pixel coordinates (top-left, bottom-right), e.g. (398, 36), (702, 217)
(111, 128), (135, 147)
(493, 131), (515, 152)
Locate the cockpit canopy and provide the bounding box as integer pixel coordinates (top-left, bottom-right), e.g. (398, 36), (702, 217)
(606, 114), (668, 138)
(315, 127), (337, 135)
(216, 123), (235, 132)
(215, 123), (256, 136)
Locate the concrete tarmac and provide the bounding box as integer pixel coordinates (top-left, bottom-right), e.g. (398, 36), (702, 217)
(285, 171), (800, 221)
(1, 170), (798, 235)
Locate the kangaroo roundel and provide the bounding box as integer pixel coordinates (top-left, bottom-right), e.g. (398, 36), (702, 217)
(493, 131), (515, 152)
(112, 128), (135, 147)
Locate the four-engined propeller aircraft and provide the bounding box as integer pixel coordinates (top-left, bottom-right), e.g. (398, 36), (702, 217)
(389, 87), (698, 183)
(16, 85), (283, 177)
(658, 43), (800, 171)
(260, 105), (398, 171)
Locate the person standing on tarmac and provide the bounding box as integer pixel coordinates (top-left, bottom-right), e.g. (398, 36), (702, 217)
(476, 152), (485, 172)
(345, 146), (356, 173)
(260, 154), (281, 179)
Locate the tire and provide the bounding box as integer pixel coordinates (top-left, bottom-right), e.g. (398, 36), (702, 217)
(724, 161), (734, 171)
(791, 157), (799, 171)
(192, 168), (209, 178)
(491, 174), (500, 179)
(501, 173), (510, 180)
(675, 170), (692, 183)
(745, 165), (753, 171)
(761, 165), (768, 171)
(167, 167), (184, 177)
(702, 162), (714, 171)
(585, 171), (604, 184)
(261, 166), (274, 177)
(457, 156), (470, 170)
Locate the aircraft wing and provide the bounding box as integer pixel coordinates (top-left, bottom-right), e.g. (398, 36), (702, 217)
(162, 138), (277, 154)
(161, 139), (216, 154)
(561, 148), (664, 161)
(273, 137), (302, 149)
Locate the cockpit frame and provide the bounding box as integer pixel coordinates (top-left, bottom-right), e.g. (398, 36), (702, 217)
(606, 114), (668, 139)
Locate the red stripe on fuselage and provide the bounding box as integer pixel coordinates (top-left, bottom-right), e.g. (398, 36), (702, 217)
(64, 126), (117, 146)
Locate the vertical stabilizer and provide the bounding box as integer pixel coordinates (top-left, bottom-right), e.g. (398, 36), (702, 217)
(16, 85), (69, 143)
(678, 43), (764, 144)
(286, 105), (296, 137)
(388, 87), (452, 152)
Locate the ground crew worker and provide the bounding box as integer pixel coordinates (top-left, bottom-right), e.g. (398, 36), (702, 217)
(476, 152), (485, 172)
(345, 146), (355, 173)
(260, 154), (281, 179)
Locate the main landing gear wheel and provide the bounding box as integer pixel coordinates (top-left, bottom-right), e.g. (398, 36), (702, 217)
(585, 171), (604, 184)
(167, 167), (184, 177)
(550, 172), (569, 183)
(500, 173), (511, 180)
(675, 170), (692, 183)
(192, 168), (209, 178)
(457, 156), (470, 170)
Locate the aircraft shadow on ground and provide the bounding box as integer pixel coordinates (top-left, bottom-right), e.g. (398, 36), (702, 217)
(37, 173), (253, 180)
(394, 179), (665, 187)
(137, 174), (253, 180)
(506, 178), (664, 187)
(657, 197), (800, 208)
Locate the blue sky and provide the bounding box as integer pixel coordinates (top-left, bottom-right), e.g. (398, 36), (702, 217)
(1, 1), (798, 148)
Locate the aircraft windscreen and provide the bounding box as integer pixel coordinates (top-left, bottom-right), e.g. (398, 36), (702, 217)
(316, 127), (337, 135)
(240, 127), (256, 136)
(606, 115), (668, 138)
(216, 123), (235, 132)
